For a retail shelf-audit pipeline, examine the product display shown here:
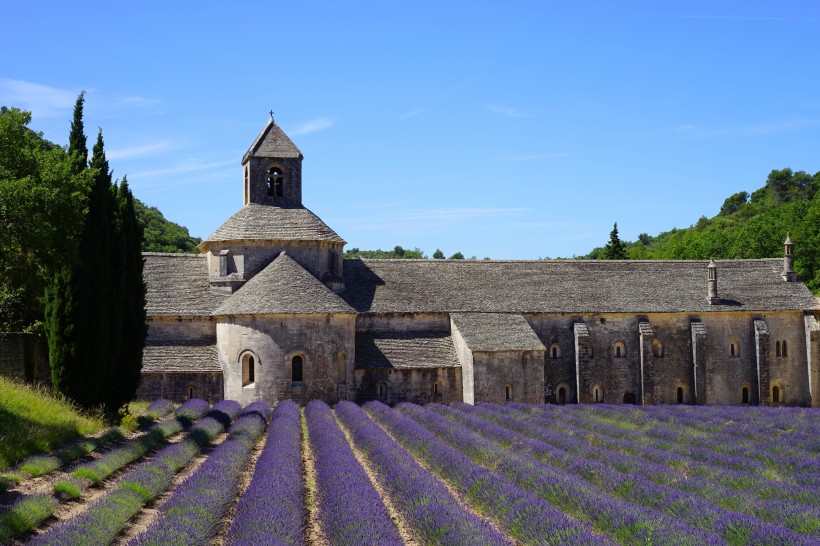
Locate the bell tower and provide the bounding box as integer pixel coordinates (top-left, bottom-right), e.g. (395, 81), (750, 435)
(242, 113), (303, 207)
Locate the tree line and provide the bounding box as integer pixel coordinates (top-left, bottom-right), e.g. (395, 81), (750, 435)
(587, 168), (820, 292)
(1, 95), (148, 417)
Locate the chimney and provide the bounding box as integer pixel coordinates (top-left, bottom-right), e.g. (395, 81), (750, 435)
(782, 234), (797, 282)
(707, 258), (719, 304)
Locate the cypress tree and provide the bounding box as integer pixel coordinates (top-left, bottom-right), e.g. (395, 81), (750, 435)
(107, 177), (146, 413)
(604, 222), (627, 260)
(45, 265), (78, 394)
(68, 92), (88, 175)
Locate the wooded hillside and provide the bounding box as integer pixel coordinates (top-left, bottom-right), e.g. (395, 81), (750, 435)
(586, 168), (820, 292)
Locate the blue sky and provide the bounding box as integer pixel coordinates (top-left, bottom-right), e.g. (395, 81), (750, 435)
(3, 1), (819, 258)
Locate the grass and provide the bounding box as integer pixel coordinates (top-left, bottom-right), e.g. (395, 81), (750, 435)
(0, 377), (104, 470)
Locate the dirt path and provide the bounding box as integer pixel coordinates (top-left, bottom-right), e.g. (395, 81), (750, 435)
(335, 415), (417, 546)
(208, 429), (267, 545)
(114, 432), (228, 545)
(364, 406), (522, 546)
(302, 411), (329, 546)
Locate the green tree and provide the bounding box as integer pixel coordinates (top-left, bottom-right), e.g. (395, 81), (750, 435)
(109, 177), (147, 412)
(449, 251), (465, 260)
(602, 222), (627, 259)
(432, 249), (445, 259)
(68, 91), (88, 175)
(0, 107), (85, 331)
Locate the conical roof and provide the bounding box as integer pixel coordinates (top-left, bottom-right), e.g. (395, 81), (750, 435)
(242, 117), (302, 163)
(198, 204), (345, 250)
(214, 252), (354, 315)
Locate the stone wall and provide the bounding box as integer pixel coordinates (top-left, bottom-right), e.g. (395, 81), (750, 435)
(354, 366), (462, 405)
(218, 313), (355, 406)
(0, 333), (49, 385)
(471, 350), (544, 404)
(136, 372), (224, 403)
(529, 311), (811, 406)
(147, 317), (216, 343)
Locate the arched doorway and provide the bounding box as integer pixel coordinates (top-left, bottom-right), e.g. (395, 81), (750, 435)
(623, 392), (637, 405)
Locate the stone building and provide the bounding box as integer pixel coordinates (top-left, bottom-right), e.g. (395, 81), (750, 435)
(138, 117), (820, 407)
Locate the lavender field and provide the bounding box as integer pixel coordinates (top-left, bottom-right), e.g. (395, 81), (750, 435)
(2, 400), (818, 545)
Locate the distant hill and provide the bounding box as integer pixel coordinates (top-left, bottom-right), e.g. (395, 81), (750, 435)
(134, 200), (200, 253)
(585, 168), (820, 292)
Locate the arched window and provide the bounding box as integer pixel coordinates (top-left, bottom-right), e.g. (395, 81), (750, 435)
(772, 385), (782, 404)
(614, 342), (626, 358)
(730, 340), (740, 358)
(505, 384), (513, 401)
(267, 167), (284, 198)
(776, 340), (781, 357)
(742, 386), (749, 404)
(188, 385), (196, 400)
(377, 381), (388, 401)
(433, 381), (441, 396)
(782, 340), (788, 357)
(242, 353), (255, 387)
(557, 387), (566, 404)
(593, 386), (602, 403)
(337, 351), (347, 384)
(291, 355), (303, 383)
(623, 392), (637, 405)
(550, 343), (561, 359)
(676, 387), (684, 404)
(652, 339), (664, 358)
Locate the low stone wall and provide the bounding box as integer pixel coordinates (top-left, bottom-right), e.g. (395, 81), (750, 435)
(136, 372), (224, 403)
(0, 333), (50, 385)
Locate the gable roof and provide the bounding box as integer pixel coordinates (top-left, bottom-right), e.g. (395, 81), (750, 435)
(142, 342), (220, 373)
(342, 258), (818, 314)
(214, 252), (355, 315)
(242, 118), (302, 163)
(143, 253), (226, 316)
(355, 332), (460, 369)
(451, 313), (546, 352)
(200, 204), (345, 248)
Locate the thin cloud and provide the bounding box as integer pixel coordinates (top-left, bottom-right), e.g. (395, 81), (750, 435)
(130, 159), (236, 178)
(116, 96), (163, 108)
(107, 141), (176, 160)
(290, 117), (335, 135)
(400, 108), (426, 119)
(486, 104), (541, 118)
(0, 79), (77, 117)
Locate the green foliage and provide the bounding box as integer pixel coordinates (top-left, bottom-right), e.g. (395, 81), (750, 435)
(45, 106), (146, 416)
(583, 168), (820, 292)
(344, 245), (427, 259)
(135, 199), (200, 253)
(0, 107), (87, 331)
(54, 479), (83, 500)
(449, 251), (465, 259)
(68, 91), (88, 175)
(0, 376), (104, 470)
(602, 223), (627, 260)
(0, 493), (58, 542)
(433, 248), (445, 259)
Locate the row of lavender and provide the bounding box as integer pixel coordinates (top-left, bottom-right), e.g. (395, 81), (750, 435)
(437, 402), (820, 543)
(29, 399), (242, 545)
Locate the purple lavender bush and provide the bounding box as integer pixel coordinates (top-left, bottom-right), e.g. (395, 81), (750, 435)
(226, 401), (304, 546)
(305, 400), (403, 546)
(365, 401), (608, 545)
(335, 401), (511, 545)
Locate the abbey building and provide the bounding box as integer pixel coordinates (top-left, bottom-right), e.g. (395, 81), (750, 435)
(139, 118), (820, 407)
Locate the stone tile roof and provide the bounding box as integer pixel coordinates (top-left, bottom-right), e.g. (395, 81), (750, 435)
(242, 118), (302, 162)
(142, 343), (220, 373)
(355, 332), (460, 369)
(342, 258), (819, 314)
(143, 253), (227, 316)
(201, 204), (345, 246)
(451, 313), (546, 352)
(215, 252), (355, 315)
